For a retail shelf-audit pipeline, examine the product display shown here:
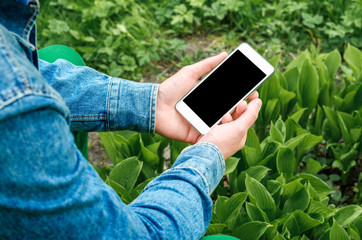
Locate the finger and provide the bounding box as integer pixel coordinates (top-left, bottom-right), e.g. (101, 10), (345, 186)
(184, 52), (228, 80)
(231, 101), (247, 120)
(234, 98), (262, 129)
(247, 91), (259, 101)
(221, 113), (233, 124)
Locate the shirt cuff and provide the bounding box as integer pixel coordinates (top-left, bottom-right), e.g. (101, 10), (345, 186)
(172, 142), (225, 195)
(108, 77), (159, 133)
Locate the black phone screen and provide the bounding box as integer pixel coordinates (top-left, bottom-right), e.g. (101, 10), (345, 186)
(183, 50), (266, 127)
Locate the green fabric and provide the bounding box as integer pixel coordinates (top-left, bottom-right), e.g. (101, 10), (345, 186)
(39, 45), (88, 160)
(200, 235), (240, 240)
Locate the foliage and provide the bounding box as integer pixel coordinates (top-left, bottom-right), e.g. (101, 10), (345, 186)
(94, 45), (361, 239)
(36, 1), (362, 239)
(38, 0), (362, 80)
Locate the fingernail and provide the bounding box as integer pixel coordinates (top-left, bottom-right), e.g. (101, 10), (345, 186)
(254, 99), (262, 109)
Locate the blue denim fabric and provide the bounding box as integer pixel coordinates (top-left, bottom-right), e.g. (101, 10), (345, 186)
(16, 0), (29, 5)
(0, 0), (225, 239)
(39, 59), (158, 132)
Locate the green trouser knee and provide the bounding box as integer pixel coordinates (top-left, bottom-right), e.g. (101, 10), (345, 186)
(38, 45), (88, 159)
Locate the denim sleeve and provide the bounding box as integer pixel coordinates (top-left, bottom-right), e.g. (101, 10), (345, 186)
(0, 103), (225, 239)
(39, 59), (158, 133)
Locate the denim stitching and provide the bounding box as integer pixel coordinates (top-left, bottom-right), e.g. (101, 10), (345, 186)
(71, 116), (107, 121)
(113, 78), (119, 130)
(172, 165), (210, 195)
(0, 28), (29, 89)
(0, 87), (50, 101)
(194, 142), (225, 169)
(149, 85), (153, 132)
(106, 78), (113, 131)
(150, 84), (158, 133)
(22, 3), (38, 40)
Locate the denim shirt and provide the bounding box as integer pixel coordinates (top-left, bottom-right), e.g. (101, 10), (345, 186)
(0, 1), (225, 239)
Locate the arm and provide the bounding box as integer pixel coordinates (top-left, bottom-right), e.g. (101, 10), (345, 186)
(0, 100), (224, 239)
(1, 51), (260, 239)
(39, 59), (158, 132)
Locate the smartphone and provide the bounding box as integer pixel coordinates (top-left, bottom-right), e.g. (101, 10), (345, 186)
(176, 43), (274, 134)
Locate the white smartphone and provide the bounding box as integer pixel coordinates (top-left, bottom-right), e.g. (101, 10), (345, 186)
(176, 43), (274, 135)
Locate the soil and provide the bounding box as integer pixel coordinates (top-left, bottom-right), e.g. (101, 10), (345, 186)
(88, 132), (112, 168)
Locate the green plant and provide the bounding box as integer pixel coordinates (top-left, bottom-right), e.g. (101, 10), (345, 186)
(93, 44), (361, 239)
(36, 1), (362, 238)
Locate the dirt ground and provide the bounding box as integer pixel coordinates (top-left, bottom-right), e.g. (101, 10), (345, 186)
(88, 132), (111, 167)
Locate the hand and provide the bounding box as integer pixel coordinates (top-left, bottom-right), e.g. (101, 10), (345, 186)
(198, 98), (262, 160)
(155, 52), (227, 143)
(155, 52), (260, 150)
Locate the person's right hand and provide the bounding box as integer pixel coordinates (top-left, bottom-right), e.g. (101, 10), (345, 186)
(197, 98), (262, 160)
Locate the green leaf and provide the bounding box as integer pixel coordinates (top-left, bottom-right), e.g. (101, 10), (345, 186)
(290, 108), (307, 124)
(273, 232), (286, 240)
(284, 133), (309, 151)
(286, 51), (308, 71)
(242, 146), (260, 167)
(107, 179), (133, 204)
(354, 216), (362, 237)
(302, 13), (323, 28)
(285, 118), (301, 141)
(269, 53), (281, 67)
(283, 187), (310, 214)
(348, 223), (361, 240)
(225, 157), (240, 175)
(280, 89), (296, 117)
(297, 173), (334, 197)
(270, 122), (284, 144)
(344, 44), (362, 78)
(337, 111), (352, 145)
(237, 166), (270, 192)
(296, 130), (323, 160)
(308, 200), (336, 219)
(245, 174), (276, 218)
(284, 67), (299, 92)
(297, 60), (319, 109)
(282, 210), (323, 237)
(305, 158), (326, 175)
(263, 99), (280, 125)
(324, 49), (341, 79)
(276, 147), (296, 176)
(233, 221), (272, 240)
(282, 179), (304, 198)
(99, 132), (118, 164)
(246, 202), (268, 222)
(245, 127), (261, 156)
(323, 106), (341, 141)
(138, 138), (159, 167)
(206, 224), (227, 235)
(335, 205), (362, 227)
(91, 164), (107, 182)
(260, 72), (281, 101)
(130, 178), (153, 200)
(313, 105), (324, 135)
(141, 162), (157, 179)
(216, 192), (248, 223)
(350, 128), (361, 144)
(330, 219), (349, 240)
(108, 157), (143, 192)
(48, 19), (70, 34)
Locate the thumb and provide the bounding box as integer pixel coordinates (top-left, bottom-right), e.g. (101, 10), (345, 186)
(233, 98), (262, 129)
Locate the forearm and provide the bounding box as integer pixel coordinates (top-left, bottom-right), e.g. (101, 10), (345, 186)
(39, 59), (158, 132)
(0, 101), (224, 239)
(130, 142), (225, 239)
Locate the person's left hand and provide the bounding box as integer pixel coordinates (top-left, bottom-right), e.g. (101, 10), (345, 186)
(155, 52), (259, 143)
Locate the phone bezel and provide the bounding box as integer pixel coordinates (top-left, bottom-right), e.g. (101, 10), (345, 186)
(175, 43), (275, 135)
